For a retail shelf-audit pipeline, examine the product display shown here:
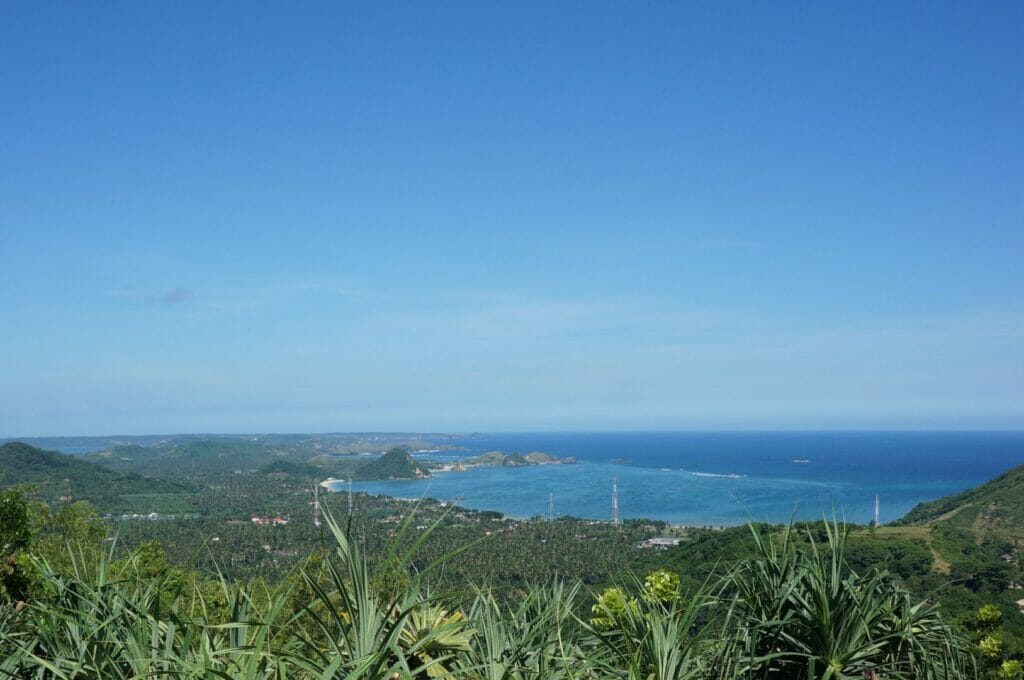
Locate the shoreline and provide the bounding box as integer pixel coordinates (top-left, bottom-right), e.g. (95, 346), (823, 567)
(320, 478), (739, 529)
(314, 433), (1024, 527)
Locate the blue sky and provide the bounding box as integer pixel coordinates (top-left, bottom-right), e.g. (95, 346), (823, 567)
(1, 3), (1022, 435)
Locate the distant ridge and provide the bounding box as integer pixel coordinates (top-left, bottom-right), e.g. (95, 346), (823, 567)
(0, 441), (187, 510)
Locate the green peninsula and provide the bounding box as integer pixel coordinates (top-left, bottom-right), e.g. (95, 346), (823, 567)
(461, 450), (574, 467)
(353, 447), (431, 480)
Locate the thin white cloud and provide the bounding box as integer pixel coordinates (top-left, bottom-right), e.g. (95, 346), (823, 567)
(369, 295), (736, 342)
(159, 287), (193, 304)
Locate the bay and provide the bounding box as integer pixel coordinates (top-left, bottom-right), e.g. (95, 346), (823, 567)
(330, 431), (1024, 526)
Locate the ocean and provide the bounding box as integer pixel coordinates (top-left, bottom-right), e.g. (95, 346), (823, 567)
(331, 431), (1024, 526)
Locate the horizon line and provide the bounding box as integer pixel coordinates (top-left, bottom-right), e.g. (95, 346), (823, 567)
(5, 427), (1024, 441)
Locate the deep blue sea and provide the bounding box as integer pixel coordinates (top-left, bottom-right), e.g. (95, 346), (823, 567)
(332, 432), (1024, 526)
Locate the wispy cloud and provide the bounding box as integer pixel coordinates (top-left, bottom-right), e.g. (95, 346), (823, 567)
(700, 236), (763, 250)
(369, 294), (736, 343)
(104, 275), (369, 315)
(188, 274), (372, 313)
(103, 286), (196, 306)
(159, 287), (193, 305)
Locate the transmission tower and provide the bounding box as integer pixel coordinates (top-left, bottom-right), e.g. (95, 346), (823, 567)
(312, 484), (321, 528)
(612, 478), (620, 525)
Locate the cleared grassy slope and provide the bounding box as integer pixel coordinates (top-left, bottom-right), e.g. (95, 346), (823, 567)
(898, 463), (1024, 537)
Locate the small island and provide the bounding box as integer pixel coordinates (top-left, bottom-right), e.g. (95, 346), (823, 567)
(439, 450), (576, 471)
(360, 447), (432, 480)
(319, 447), (434, 481)
(319, 447), (576, 483)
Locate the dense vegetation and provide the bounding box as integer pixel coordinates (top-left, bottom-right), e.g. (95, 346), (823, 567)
(0, 442), (187, 511)
(0, 493), (982, 678)
(3, 439), (1024, 677)
(42, 433), (472, 481)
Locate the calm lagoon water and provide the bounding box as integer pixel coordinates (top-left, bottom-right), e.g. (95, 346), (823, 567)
(328, 432), (1024, 526)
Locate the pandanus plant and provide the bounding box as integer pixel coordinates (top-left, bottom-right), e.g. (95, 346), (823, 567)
(288, 508), (479, 680)
(717, 519), (974, 680)
(586, 569), (727, 680)
(0, 508), (978, 680)
(4, 546), (293, 679)
(455, 581), (598, 679)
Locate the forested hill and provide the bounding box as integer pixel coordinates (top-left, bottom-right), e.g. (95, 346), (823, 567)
(85, 439), (280, 477)
(0, 441), (187, 510)
(80, 437), (443, 480)
(353, 447), (431, 480)
(898, 462), (1024, 532)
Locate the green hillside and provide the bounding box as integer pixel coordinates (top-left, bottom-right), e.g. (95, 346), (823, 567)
(899, 463), (1024, 536)
(85, 439), (288, 477)
(0, 442), (188, 511)
(636, 463), (1024, 664)
(85, 438), (388, 480)
(259, 459), (323, 478)
(354, 447), (431, 480)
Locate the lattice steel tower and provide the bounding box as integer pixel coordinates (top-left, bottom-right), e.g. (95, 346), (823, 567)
(612, 478), (620, 525)
(313, 484), (321, 528)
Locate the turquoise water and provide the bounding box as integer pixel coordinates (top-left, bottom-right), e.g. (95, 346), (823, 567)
(330, 432), (1024, 525)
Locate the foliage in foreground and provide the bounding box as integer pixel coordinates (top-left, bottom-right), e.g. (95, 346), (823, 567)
(0, 505), (982, 679)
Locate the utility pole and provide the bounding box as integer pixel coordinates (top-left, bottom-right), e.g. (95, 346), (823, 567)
(348, 476), (353, 515)
(874, 494), (880, 527)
